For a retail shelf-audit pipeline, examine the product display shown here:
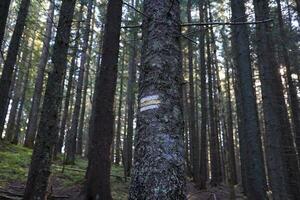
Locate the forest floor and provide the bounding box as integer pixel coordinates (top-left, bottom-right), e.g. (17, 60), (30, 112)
(0, 141), (246, 200)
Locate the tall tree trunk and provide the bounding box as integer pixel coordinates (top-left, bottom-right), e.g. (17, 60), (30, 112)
(0, 0), (11, 48)
(187, 0), (200, 184)
(54, 5), (84, 157)
(230, 0), (267, 198)
(129, 1), (186, 199)
(0, 0), (31, 137)
(115, 50), (126, 165)
(5, 42), (29, 141)
(221, 28), (237, 185)
(124, 0), (139, 177)
(198, 0), (208, 189)
(206, 24), (222, 186)
(23, 0), (76, 198)
(84, 1), (122, 199)
(253, 0), (300, 199)
(77, 8), (95, 156)
(24, 1), (55, 148)
(276, 0), (300, 162)
(65, 0), (93, 165)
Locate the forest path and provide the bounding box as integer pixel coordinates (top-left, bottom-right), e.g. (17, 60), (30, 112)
(187, 182), (247, 200)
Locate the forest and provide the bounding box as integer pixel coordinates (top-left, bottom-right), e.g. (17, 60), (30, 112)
(0, 0), (300, 199)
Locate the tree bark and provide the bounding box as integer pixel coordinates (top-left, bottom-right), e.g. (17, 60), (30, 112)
(230, 0), (267, 198)
(0, 0), (31, 137)
(84, 0), (122, 199)
(65, 0), (93, 165)
(124, 0), (139, 177)
(115, 50), (126, 165)
(77, 8), (95, 156)
(24, 0), (55, 148)
(54, 4), (84, 157)
(23, 0), (76, 198)
(198, 0), (208, 189)
(187, 0), (200, 184)
(0, 0), (11, 48)
(253, 0), (300, 199)
(129, 1), (186, 199)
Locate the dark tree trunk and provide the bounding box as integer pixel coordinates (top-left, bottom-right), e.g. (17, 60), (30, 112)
(231, 0), (267, 198)
(187, 0), (199, 184)
(24, 1), (55, 148)
(221, 29), (237, 185)
(129, 1), (186, 199)
(65, 0), (93, 165)
(276, 0), (300, 163)
(115, 51), (126, 165)
(23, 0), (76, 198)
(77, 8), (95, 156)
(253, 0), (300, 199)
(0, 0), (11, 48)
(54, 5), (84, 157)
(0, 0), (31, 137)
(206, 24), (222, 186)
(5, 42), (29, 141)
(198, 0), (208, 189)
(124, 0), (139, 177)
(84, 1), (122, 199)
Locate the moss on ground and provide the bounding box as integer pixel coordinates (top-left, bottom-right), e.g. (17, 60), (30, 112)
(0, 141), (129, 199)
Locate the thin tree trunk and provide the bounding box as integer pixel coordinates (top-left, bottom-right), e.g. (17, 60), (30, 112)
(276, 0), (300, 161)
(5, 42), (28, 141)
(198, 0), (208, 189)
(23, 0), (76, 198)
(65, 0), (93, 165)
(77, 7), (95, 156)
(231, 0), (267, 198)
(0, 0), (31, 137)
(253, 0), (300, 199)
(206, 23), (222, 186)
(115, 50), (126, 165)
(84, 1), (122, 199)
(0, 0), (11, 48)
(12, 35), (34, 144)
(129, 1), (186, 199)
(24, 1), (55, 148)
(187, 0), (200, 184)
(54, 5), (84, 157)
(124, 0), (139, 177)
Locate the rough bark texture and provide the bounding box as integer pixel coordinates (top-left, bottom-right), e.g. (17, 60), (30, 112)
(65, 0), (93, 164)
(0, 0), (11, 48)
(198, 0), (208, 189)
(231, 0), (267, 198)
(24, 1), (54, 148)
(129, 1), (186, 199)
(54, 5), (84, 157)
(0, 0), (31, 137)
(187, 0), (199, 184)
(253, 0), (300, 199)
(23, 0), (76, 198)
(84, 1), (122, 199)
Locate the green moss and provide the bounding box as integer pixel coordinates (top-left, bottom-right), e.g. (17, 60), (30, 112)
(0, 142), (129, 199)
(0, 141), (32, 187)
